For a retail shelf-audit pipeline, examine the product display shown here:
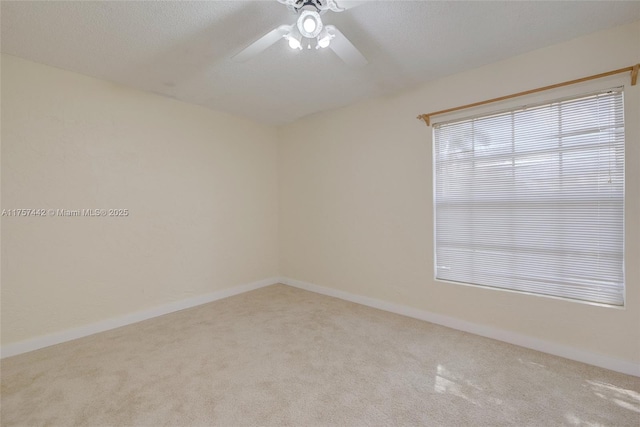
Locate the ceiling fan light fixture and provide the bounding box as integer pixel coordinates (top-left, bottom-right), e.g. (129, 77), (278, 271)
(297, 10), (322, 38)
(303, 17), (316, 33)
(317, 37), (330, 49)
(284, 29), (302, 50)
(287, 36), (302, 50)
(316, 28), (334, 49)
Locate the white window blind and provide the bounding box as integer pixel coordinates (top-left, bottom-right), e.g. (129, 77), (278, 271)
(434, 88), (625, 306)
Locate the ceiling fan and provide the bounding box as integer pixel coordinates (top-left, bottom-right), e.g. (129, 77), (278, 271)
(232, 0), (367, 67)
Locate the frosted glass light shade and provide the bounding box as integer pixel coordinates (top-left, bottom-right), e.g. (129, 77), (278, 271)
(297, 11), (322, 38)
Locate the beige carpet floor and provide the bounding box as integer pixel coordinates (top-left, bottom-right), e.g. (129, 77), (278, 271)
(1, 284), (639, 426)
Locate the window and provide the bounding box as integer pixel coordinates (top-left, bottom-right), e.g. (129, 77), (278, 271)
(433, 88), (625, 306)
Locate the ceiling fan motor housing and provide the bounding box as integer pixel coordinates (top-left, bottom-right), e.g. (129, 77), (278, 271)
(295, 0), (323, 12)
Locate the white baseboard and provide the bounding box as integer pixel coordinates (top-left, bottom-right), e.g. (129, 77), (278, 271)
(280, 277), (640, 377)
(4, 276), (638, 377)
(1, 277), (280, 359)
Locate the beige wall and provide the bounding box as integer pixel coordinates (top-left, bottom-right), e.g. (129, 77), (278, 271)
(279, 22), (640, 363)
(1, 54), (279, 345)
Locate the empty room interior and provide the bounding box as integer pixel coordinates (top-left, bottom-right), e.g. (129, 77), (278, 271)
(1, 1), (640, 425)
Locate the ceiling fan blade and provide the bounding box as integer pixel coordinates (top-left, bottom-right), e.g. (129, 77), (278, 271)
(232, 25), (292, 62)
(326, 0), (366, 12)
(326, 25), (367, 67)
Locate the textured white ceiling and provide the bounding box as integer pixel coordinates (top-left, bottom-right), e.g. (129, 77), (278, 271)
(2, 1), (639, 124)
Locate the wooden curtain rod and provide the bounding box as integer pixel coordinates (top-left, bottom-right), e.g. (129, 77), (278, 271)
(417, 64), (639, 126)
